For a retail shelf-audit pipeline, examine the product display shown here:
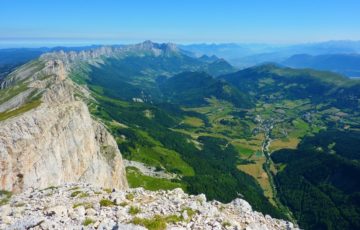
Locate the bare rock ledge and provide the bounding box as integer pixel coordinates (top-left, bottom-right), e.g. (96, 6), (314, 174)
(0, 183), (298, 230)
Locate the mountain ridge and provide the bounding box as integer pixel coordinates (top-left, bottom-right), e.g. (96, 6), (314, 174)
(283, 53), (360, 77)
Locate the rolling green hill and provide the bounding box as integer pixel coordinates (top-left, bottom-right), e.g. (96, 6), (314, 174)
(220, 64), (360, 108)
(158, 71), (252, 108)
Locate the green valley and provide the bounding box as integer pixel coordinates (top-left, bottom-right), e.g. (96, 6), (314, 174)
(66, 42), (360, 229)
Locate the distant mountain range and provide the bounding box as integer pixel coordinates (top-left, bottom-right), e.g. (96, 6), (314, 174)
(180, 40), (360, 72)
(282, 53), (360, 78)
(2, 40), (360, 80)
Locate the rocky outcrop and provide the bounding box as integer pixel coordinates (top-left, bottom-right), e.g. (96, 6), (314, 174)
(0, 58), (128, 193)
(40, 41), (181, 65)
(124, 160), (178, 180)
(0, 183), (298, 230)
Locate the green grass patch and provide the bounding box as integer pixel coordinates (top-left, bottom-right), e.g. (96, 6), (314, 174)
(126, 167), (186, 191)
(78, 192), (89, 198)
(122, 129), (194, 176)
(70, 191), (88, 198)
(164, 214), (183, 223)
(69, 64), (91, 85)
(181, 207), (197, 219)
(73, 202), (93, 209)
(124, 144), (195, 176)
(100, 199), (115, 207)
(129, 206), (141, 215)
(103, 188), (112, 194)
(0, 82), (28, 105)
(183, 116), (204, 127)
(291, 118), (310, 137)
(126, 193), (135, 201)
(70, 191), (81, 197)
(152, 146), (194, 176)
(82, 218), (95, 226)
(222, 221), (231, 227)
(120, 201), (128, 207)
(0, 97), (42, 121)
(0, 190), (12, 206)
(132, 215), (167, 230)
(233, 143), (254, 156)
(132, 214), (183, 230)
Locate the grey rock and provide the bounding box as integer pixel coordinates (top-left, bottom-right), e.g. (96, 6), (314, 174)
(8, 216), (45, 230)
(86, 208), (97, 216)
(74, 206), (86, 218)
(232, 198), (253, 213)
(117, 223), (147, 230)
(44, 205), (68, 217)
(197, 194), (207, 204)
(97, 218), (117, 229)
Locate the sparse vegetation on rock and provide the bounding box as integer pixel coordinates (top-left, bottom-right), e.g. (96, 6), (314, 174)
(0, 183), (297, 229)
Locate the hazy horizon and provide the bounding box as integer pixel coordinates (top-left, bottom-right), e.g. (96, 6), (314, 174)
(1, 0), (360, 48)
(1, 38), (360, 49)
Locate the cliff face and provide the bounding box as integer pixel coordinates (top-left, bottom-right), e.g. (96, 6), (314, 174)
(39, 41), (180, 65)
(0, 58), (128, 193)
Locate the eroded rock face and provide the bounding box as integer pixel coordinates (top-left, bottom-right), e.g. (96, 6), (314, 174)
(0, 59), (128, 193)
(39, 40), (180, 65)
(0, 183), (298, 230)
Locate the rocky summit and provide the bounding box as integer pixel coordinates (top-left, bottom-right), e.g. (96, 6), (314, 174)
(0, 183), (297, 230)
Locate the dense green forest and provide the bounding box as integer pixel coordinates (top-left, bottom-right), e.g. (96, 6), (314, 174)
(158, 71), (252, 108)
(272, 130), (360, 229)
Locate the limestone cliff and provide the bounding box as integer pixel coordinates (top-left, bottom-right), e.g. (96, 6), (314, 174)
(0, 58), (128, 193)
(39, 40), (180, 65)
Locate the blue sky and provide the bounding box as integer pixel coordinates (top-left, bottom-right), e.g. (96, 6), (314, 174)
(1, 0), (360, 46)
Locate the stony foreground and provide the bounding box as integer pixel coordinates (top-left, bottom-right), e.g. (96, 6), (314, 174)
(0, 183), (297, 230)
